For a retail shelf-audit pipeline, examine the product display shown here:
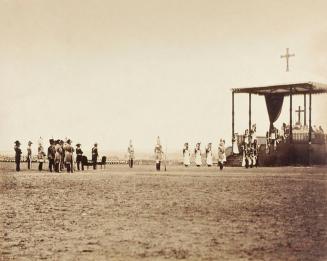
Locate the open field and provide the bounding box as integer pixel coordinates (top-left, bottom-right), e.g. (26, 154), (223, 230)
(1, 164), (327, 260)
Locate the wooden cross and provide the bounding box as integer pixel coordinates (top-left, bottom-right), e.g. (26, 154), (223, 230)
(280, 48), (295, 72)
(295, 105), (304, 125)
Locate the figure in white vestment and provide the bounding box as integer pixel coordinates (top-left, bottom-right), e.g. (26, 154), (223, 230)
(194, 143), (202, 167)
(154, 136), (163, 171)
(205, 143), (213, 167)
(183, 143), (190, 167)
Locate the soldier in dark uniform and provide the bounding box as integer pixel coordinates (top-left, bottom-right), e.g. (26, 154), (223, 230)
(14, 140), (22, 172)
(27, 141), (33, 170)
(47, 139), (56, 172)
(54, 139), (62, 172)
(76, 143), (84, 171)
(92, 143), (98, 170)
(59, 140), (65, 171)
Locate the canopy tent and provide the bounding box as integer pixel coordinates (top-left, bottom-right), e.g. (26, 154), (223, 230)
(231, 82), (327, 152)
(232, 82), (327, 96)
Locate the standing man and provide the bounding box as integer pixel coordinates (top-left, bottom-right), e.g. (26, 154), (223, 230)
(54, 139), (62, 172)
(37, 141), (46, 171)
(183, 143), (190, 167)
(154, 136), (163, 171)
(64, 139), (74, 173)
(47, 139), (56, 172)
(27, 141), (33, 170)
(14, 140), (22, 172)
(92, 143), (99, 170)
(59, 140), (65, 171)
(127, 140), (135, 168)
(76, 143), (84, 171)
(244, 129), (249, 146)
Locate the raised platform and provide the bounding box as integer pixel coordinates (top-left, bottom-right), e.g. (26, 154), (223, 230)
(227, 135), (327, 166)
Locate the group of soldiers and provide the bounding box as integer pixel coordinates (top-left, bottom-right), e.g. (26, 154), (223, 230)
(238, 125), (259, 168)
(182, 139), (226, 170)
(14, 139), (99, 172)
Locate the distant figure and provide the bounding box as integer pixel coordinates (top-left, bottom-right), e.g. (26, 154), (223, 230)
(244, 129), (249, 145)
(47, 139), (56, 172)
(154, 136), (163, 171)
(194, 143), (202, 167)
(59, 140), (65, 171)
(279, 124), (285, 141)
(223, 140), (227, 163)
(183, 143), (190, 167)
(244, 143), (252, 169)
(54, 139), (62, 172)
(64, 139), (74, 173)
(92, 143), (99, 170)
(76, 143), (84, 171)
(319, 126), (324, 134)
(313, 125), (319, 133)
(218, 139), (226, 171)
(37, 142), (46, 171)
(270, 127), (277, 151)
(14, 140), (22, 172)
(27, 141), (33, 170)
(232, 134), (239, 155)
(127, 140), (135, 168)
(253, 139), (258, 168)
(251, 124), (257, 142)
(206, 143), (213, 167)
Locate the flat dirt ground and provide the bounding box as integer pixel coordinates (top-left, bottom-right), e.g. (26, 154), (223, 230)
(1, 163), (327, 261)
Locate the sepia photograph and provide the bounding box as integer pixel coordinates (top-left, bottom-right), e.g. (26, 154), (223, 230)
(1, 0), (327, 260)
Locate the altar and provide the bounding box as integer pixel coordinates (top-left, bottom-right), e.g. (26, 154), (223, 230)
(230, 82), (327, 165)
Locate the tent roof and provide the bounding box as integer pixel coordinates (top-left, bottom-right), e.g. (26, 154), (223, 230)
(232, 82), (327, 96)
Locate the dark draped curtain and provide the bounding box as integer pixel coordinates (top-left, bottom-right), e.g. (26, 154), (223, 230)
(265, 94), (284, 132)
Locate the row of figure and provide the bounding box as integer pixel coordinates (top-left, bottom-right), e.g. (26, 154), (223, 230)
(182, 140), (226, 170)
(14, 136), (227, 172)
(14, 139), (99, 172)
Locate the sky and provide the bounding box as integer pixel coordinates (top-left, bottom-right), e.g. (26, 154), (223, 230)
(1, 0), (327, 155)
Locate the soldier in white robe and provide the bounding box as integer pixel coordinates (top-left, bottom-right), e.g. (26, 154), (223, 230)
(205, 143), (213, 167)
(183, 143), (190, 167)
(27, 141), (33, 170)
(128, 140), (135, 168)
(218, 139), (226, 170)
(154, 136), (163, 171)
(194, 143), (202, 167)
